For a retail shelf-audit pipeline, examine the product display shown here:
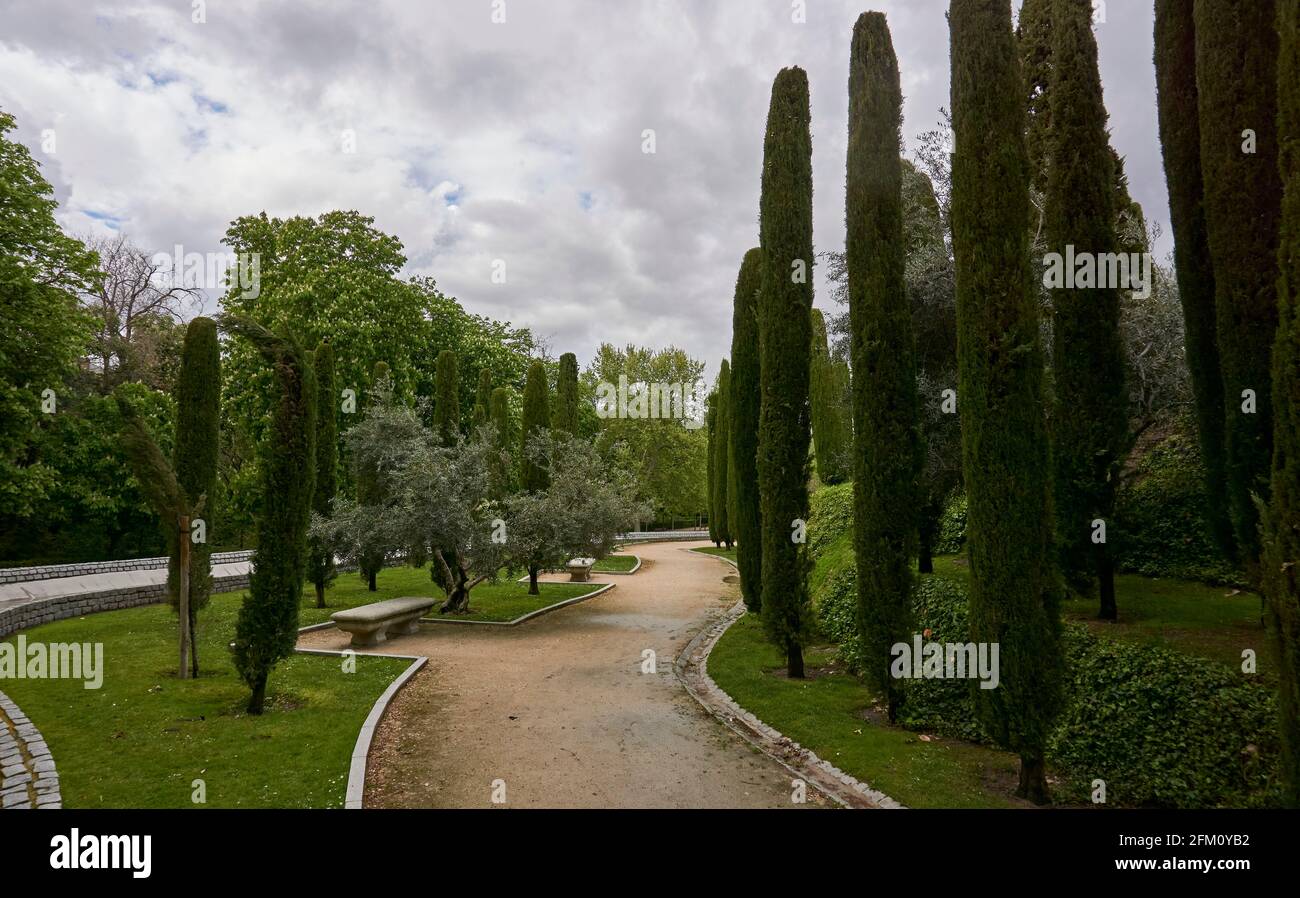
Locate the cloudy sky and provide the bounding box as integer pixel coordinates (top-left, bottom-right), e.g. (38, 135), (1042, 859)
(0, 0), (1168, 381)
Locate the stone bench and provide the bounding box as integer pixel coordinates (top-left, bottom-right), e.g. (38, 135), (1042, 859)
(330, 597), (435, 647)
(566, 557), (596, 582)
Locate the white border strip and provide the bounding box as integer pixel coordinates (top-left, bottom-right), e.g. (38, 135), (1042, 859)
(294, 647), (427, 809)
(421, 582), (615, 627)
(677, 550), (905, 810)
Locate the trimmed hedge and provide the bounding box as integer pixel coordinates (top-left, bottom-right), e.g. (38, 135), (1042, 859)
(805, 483), (1279, 807)
(1112, 424), (1243, 586)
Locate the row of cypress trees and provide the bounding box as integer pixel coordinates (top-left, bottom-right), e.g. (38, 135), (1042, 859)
(1155, 0), (1296, 804)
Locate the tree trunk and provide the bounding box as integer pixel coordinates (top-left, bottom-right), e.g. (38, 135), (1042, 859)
(918, 544), (934, 574)
(786, 643), (805, 679)
(1016, 754), (1050, 805)
(439, 582), (471, 614)
(178, 515), (191, 680)
(918, 497), (940, 573)
(189, 604), (200, 678)
(1097, 543), (1117, 621)
(315, 579), (326, 609)
(528, 566), (540, 596)
(368, 568), (377, 591)
(247, 672), (268, 715)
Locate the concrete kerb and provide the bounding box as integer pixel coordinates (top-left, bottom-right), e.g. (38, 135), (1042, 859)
(420, 581), (616, 627)
(513, 555), (641, 583)
(676, 549), (906, 810)
(294, 646), (426, 809)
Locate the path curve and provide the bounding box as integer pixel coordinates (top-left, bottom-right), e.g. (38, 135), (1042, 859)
(298, 541), (828, 808)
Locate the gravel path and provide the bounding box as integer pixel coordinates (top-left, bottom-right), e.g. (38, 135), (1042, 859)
(298, 541), (825, 808)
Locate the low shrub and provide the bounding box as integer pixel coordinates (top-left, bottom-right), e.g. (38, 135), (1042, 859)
(1112, 423), (1243, 586)
(934, 492), (967, 555)
(805, 483), (1280, 807)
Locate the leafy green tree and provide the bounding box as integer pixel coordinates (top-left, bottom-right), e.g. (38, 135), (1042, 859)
(809, 309), (852, 485)
(585, 343), (708, 526)
(847, 12), (923, 722)
(308, 340), (338, 608)
(433, 349), (460, 447)
(553, 352), (579, 436)
(1154, 0), (1234, 560)
(712, 361), (733, 547)
(520, 360), (551, 496)
(1046, 0), (1129, 620)
(410, 275), (538, 431)
(221, 316), (316, 715)
(219, 212), (423, 432)
(1262, 0), (1300, 809)
(507, 433), (648, 594)
(729, 248), (764, 611)
(490, 386), (514, 497)
(950, 0), (1063, 804)
(319, 395), (504, 614)
(472, 367), (493, 433)
(1194, 0), (1283, 567)
(356, 361), (393, 591)
(169, 317), (220, 674)
(0, 110), (98, 518)
(757, 67), (815, 679)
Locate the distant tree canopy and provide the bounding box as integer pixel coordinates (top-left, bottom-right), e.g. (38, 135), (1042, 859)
(584, 343), (708, 525)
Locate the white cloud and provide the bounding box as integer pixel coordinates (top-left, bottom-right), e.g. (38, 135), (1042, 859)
(0, 0), (1169, 382)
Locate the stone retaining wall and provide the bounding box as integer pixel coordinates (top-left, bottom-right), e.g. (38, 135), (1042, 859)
(0, 550), (256, 585)
(0, 570), (253, 640)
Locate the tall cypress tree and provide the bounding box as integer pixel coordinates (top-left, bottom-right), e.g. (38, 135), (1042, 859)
(847, 12), (923, 722)
(472, 367), (493, 434)
(706, 394), (719, 544)
(950, 0), (1063, 804)
(170, 316), (220, 678)
(1154, 0), (1235, 559)
(712, 360), (733, 547)
(756, 66), (815, 679)
(1262, 0), (1300, 808)
(308, 340), (338, 609)
(520, 359), (550, 493)
(1194, 0), (1283, 567)
(1017, 0), (1054, 195)
(357, 360), (391, 591)
(1046, 0), (1129, 620)
(490, 385), (513, 498)
(222, 316), (316, 715)
(433, 349), (460, 447)
(810, 308), (851, 485)
(730, 248), (764, 611)
(553, 352), (579, 436)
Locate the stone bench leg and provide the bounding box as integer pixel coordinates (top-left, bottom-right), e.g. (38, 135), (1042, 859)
(340, 624), (385, 648)
(388, 614), (422, 637)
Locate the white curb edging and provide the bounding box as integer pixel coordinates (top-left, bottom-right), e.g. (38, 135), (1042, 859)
(677, 552), (906, 810)
(420, 582), (616, 627)
(294, 647), (427, 809)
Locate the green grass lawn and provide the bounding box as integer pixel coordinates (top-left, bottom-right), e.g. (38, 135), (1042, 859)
(289, 564), (600, 625)
(707, 613), (1025, 808)
(692, 546), (737, 564)
(0, 591), (410, 809)
(593, 553), (638, 573)
(929, 554), (1268, 671)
